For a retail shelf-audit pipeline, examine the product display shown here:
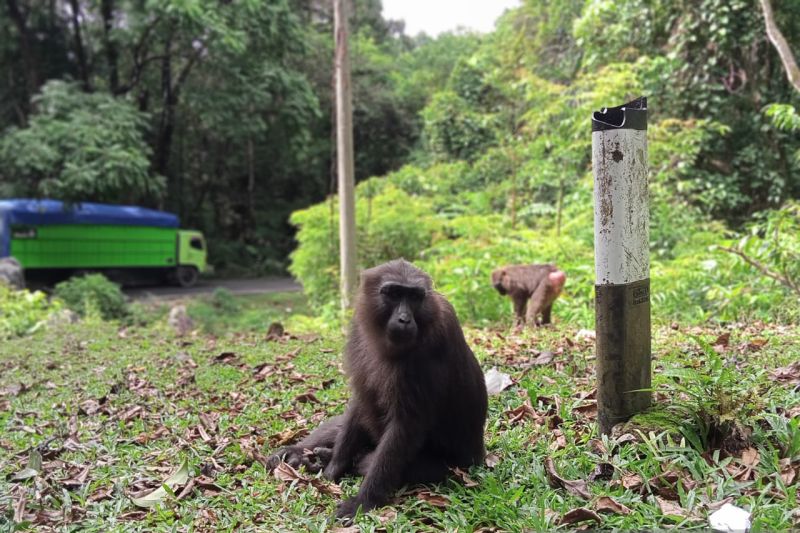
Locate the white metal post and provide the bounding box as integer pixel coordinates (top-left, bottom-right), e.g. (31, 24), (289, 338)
(592, 97), (651, 435)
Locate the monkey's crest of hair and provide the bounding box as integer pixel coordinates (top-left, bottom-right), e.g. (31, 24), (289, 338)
(361, 259), (433, 293)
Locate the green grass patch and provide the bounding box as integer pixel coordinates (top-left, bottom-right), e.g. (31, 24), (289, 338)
(1, 307), (799, 530)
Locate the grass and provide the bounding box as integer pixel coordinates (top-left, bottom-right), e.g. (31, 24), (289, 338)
(1, 291), (799, 531)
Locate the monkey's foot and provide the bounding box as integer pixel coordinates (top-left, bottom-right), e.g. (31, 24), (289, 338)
(266, 446), (324, 473)
(335, 496), (372, 521)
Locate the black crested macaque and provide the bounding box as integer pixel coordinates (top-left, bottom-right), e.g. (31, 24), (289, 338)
(491, 263), (566, 329)
(266, 259), (488, 520)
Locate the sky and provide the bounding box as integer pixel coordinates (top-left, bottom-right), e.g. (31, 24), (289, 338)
(381, 0), (522, 37)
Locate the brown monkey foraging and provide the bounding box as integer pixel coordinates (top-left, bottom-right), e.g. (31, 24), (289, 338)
(266, 259), (488, 520)
(491, 263), (566, 329)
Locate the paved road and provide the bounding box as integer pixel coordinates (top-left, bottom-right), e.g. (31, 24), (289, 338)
(125, 277), (302, 300)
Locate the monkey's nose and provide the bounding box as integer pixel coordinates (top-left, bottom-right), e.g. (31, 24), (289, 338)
(398, 314), (411, 324)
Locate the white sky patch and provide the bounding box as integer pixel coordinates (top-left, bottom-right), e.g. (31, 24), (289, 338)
(381, 0), (521, 37)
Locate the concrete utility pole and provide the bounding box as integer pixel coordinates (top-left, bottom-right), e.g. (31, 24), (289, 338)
(334, 0), (357, 310)
(591, 97), (651, 435)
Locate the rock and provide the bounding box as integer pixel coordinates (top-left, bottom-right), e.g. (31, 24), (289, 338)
(167, 305), (194, 336)
(47, 309), (80, 327)
(0, 257), (25, 289)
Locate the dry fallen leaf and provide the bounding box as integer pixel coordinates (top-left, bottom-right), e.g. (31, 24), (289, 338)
(310, 478), (343, 496)
(549, 430), (567, 452)
(213, 352), (238, 364)
(613, 472), (643, 491)
(416, 490), (450, 507)
(273, 461), (306, 483)
(452, 467), (479, 487)
(779, 458), (797, 486)
(532, 351), (555, 365)
(545, 457), (591, 500)
(484, 453), (501, 468)
(588, 439), (607, 455)
(713, 332), (731, 348)
(269, 428), (310, 447)
(589, 462), (614, 482)
(594, 496), (631, 515)
(656, 496), (687, 517)
(61, 465), (91, 490)
(572, 402), (598, 419)
(740, 447), (759, 467)
(504, 402), (536, 425)
(771, 362), (800, 383)
(294, 392), (320, 404)
(558, 507), (602, 526)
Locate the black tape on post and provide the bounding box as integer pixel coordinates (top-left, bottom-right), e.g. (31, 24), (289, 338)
(592, 97), (651, 435)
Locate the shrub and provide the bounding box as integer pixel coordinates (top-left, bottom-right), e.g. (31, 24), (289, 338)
(0, 285), (61, 339)
(290, 183), (441, 309)
(54, 274), (129, 321)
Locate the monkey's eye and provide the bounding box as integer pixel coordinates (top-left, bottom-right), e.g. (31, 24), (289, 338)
(380, 283), (425, 303)
(380, 284), (404, 300)
(405, 287), (426, 303)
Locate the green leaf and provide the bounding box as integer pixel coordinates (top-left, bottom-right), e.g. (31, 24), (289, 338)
(11, 449), (43, 481)
(130, 459), (191, 508)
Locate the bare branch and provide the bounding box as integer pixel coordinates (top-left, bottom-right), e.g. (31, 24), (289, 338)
(759, 0), (800, 92)
(718, 245), (800, 295)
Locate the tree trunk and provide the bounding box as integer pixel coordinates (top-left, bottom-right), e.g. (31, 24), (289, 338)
(247, 135), (255, 224)
(509, 150), (517, 230)
(154, 33), (175, 178)
(556, 175), (564, 237)
(759, 0), (800, 92)
(67, 0), (91, 90)
(100, 0), (119, 93)
(6, 0), (39, 118)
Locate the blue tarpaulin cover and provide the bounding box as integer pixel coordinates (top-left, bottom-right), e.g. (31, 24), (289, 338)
(0, 199), (179, 257)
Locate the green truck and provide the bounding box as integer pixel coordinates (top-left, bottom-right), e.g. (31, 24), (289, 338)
(0, 199), (207, 287)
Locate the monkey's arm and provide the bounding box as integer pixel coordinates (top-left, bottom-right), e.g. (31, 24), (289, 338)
(336, 417), (425, 519)
(323, 405), (370, 481)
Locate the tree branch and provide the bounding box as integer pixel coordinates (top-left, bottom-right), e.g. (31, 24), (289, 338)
(718, 245), (800, 295)
(759, 0), (800, 92)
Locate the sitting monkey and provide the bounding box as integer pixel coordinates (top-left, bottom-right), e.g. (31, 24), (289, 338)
(267, 259), (487, 521)
(491, 263), (566, 329)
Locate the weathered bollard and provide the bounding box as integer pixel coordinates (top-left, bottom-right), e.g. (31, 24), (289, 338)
(592, 97), (651, 435)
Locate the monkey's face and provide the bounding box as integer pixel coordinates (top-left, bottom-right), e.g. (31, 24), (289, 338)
(379, 282), (425, 345)
(491, 269), (508, 295)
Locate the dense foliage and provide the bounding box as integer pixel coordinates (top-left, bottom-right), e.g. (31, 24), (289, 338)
(291, 0), (800, 326)
(0, 0), (475, 274)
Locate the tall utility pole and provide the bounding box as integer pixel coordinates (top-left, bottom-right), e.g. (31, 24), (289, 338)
(334, 0), (357, 310)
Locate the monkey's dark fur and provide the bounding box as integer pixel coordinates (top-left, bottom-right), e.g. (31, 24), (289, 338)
(491, 263), (566, 329)
(266, 259), (488, 520)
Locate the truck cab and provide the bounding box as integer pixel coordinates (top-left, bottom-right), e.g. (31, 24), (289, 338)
(176, 230), (208, 287)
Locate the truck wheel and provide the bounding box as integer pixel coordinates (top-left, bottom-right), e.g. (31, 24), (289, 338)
(176, 266), (199, 288)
